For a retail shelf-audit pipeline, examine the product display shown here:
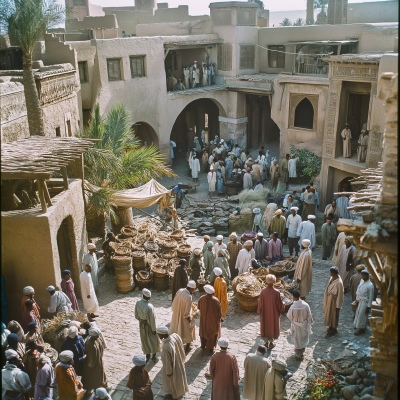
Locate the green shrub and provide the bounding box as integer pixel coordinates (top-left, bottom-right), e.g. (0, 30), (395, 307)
(290, 145), (322, 184)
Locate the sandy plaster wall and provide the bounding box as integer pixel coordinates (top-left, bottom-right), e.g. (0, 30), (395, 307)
(1, 179), (87, 320)
(347, 1), (399, 24)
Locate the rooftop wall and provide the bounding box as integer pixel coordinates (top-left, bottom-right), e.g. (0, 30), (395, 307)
(136, 20), (213, 36)
(347, 1), (399, 24)
(66, 14), (118, 31)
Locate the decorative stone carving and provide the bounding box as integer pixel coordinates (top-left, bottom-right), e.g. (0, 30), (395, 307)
(237, 9), (256, 26)
(324, 140), (334, 158)
(325, 92), (338, 138)
(212, 9), (232, 26)
(369, 130), (382, 151)
(332, 65), (378, 79)
(366, 151), (380, 168)
(37, 72), (78, 106)
(288, 93), (318, 131)
(0, 89), (27, 123)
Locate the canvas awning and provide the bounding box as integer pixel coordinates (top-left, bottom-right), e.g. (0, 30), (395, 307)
(84, 179), (172, 209)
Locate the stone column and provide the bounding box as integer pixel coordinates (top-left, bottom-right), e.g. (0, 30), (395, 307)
(306, 0), (314, 22)
(219, 116), (248, 151)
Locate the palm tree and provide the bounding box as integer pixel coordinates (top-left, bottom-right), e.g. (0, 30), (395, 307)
(0, 0), (68, 136)
(83, 103), (176, 236)
(280, 18), (292, 26)
(314, 0), (328, 12)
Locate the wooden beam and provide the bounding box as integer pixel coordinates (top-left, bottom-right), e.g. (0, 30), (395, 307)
(61, 167), (69, 190)
(42, 180), (53, 207)
(1, 172), (52, 180)
(37, 180), (47, 213)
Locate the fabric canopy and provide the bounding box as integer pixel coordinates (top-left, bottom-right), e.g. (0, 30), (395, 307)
(84, 179), (172, 209)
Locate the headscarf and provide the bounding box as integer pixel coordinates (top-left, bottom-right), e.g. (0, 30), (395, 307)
(156, 326), (168, 334)
(207, 241), (214, 247)
(23, 286), (34, 295)
(302, 239), (311, 247)
(142, 288), (151, 297)
(132, 355), (146, 366)
(88, 327), (101, 336)
(5, 349), (19, 360)
(46, 286), (55, 292)
(174, 183), (183, 194)
(187, 280), (196, 288)
(88, 243), (97, 250)
(68, 326), (78, 338)
(230, 232), (237, 239)
(27, 322), (37, 330)
(62, 270), (71, 276)
(59, 350), (74, 362)
(244, 240), (253, 247)
(355, 264), (365, 272)
(218, 338), (229, 348)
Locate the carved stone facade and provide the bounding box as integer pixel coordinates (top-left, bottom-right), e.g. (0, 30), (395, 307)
(236, 9), (256, 26)
(37, 71), (78, 106)
(288, 93), (318, 131)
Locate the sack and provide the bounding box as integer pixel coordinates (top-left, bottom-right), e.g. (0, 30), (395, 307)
(346, 250), (354, 272)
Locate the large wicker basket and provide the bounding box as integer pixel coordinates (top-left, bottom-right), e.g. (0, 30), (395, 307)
(170, 229), (184, 241)
(132, 251), (146, 272)
(281, 289), (294, 312)
(153, 275), (169, 291)
(161, 250), (177, 259)
(135, 270), (153, 288)
(150, 258), (169, 278)
(236, 282), (262, 312)
(177, 244), (192, 259)
(120, 226), (136, 239)
(232, 273), (263, 293)
(113, 256), (132, 269)
(269, 260), (296, 278)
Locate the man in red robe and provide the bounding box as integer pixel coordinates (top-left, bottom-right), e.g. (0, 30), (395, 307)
(257, 274), (285, 350)
(22, 300), (40, 333)
(197, 285), (223, 355)
(21, 286), (41, 335)
(210, 338), (240, 400)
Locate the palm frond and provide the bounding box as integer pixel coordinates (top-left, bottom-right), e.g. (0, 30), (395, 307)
(83, 104), (105, 149)
(85, 187), (119, 224)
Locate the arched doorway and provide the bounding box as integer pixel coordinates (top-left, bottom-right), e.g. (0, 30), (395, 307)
(170, 98), (223, 153)
(338, 176), (354, 193)
(132, 122), (159, 147)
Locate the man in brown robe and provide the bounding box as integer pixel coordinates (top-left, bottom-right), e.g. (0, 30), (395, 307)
(227, 233), (242, 279)
(202, 150), (209, 173)
(293, 239), (312, 301)
(22, 340), (39, 398)
(21, 286), (41, 336)
(21, 300), (40, 334)
(197, 285), (223, 355)
(82, 327), (108, 392)
(55, 350), (84, 400)
(270, 159), (280, 190)
(210, 338), (240, 400)
(257, 274), (285, 350)
(171, 259), (189, 301)
(127, 355), (152, 400)
(323, 267), (344, 337)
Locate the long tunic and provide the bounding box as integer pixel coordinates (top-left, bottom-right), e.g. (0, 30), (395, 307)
(288, 157), (299, 178)
(22, 350), (39, 397)
(54, 363), (82, 400)
(281, 159), (289, 183)
(127, 366), (152, 400)
(21, 297), (41, 333)
(257, 286), (285, 339)
(134, 299), (160, 355)
(293, 248), (312, 297)
(208, 171), (216, 192)
(337, 245), (356, 289)
(34, 363), (55, 400)
(21, 309), (39, 334)
(61, 279), (80, 311)
(286, 214), (302, 238)
(269, 216), (286, 239)
(225, 159), (234, 180)
(296, 221), (316, 250)
(243, 173), (252, 190)
(323, 277), (344, 328)
(235, 248), (255, 274)
(188, 256), (203, 282)
(204, 250), (215, 277)
(354, 280), (374, 329)
(191, 158), (200, 179)
(336, 197), (350, 219)
(61, 335), (86, 376)
(270, 164), (280, 188)
(268, 239), (283, 259)
(321, 223), (337, 252)
(171, 266), (188, 300)
(198, 295), (222, 349)
(213, 278), (228, 318)
(2, 364), (32, 397)
(210, 351), (240, 400)
(79, 271), (99, 314)
(302, 193), (316, 220)
(254, 239), (268, 260)
(287, 300), (313, 349)
(332, 232), (346, 266)
(243, 352), (271, 400)
(350, 272), (363, 302)
(160, 333), (188, 398)
(253, 213), (265, 236)
(324, 205), (341, 225)
(202, 153), (209, 172)
(227, 242), (242, 278)
(341, 128), (352, 157)
(169, 289), (195, 344)
(211, 257), (230, 282)
(216, 171), (224, 193)
(357, 134), (368, 162)
(48, 291), (73, 314)
(82, 336), (107, 390)
(263, 367), (287, 400)
(83, 253), (99, 290)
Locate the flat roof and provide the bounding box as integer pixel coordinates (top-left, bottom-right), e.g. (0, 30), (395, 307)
(284, 40), (359, 46)
(209, 2), (258, 8)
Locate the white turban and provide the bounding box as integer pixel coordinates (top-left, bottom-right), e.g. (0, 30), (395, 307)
(210, 166), (214, 170)
(132, 355), (147, 366)
(46, 286), (55, 292)
(23, 286), (34, 295)
(142, 288), (151, 297)
(290, 207), (299, 211)
(216, 235), (223, 240)
(204, 285), (215, 294)
(193, 248), (202, 256)
(59, 350), (74, 362)
(38, 354), (52, 365)
(253, 208), (261, 214)
(272, 358), (287, 370)
(307, 215), (316, 220)
(244, 240), (253, 247)
(156, 326), (169, 334)
(213, 267), (222, 276)
(302, 239), (311, 247)
(88, 327), (101, 336)
(187, 280), (196, 288)
(68, 326), (78, 338)
(266, 274), (276, 284)
(69, 321), (81, 328)
(88, 243), (97, 250)
(207, 241), (214, 247)
(218, 338), (229, 348)
(5, 349), (19, 360)
(95, 388), (110, 399)
(257, 232), (263, 237)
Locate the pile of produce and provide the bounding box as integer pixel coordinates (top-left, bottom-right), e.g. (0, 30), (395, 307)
(232, 273), (262, 293)
(269, 258), (296, 277)
(42, 311), (88, 341)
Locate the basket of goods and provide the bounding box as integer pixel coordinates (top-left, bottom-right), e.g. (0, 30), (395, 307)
(240, 231), (258, 244)
(114, 247), (131, 256)
(42, 311), (88, 343)
(168, 258), (181, 278)
(273, 279), (284, 291)
(131, 243), (144, 252)
(144, 240), (158, 253)
(156, 231), (170, 242)
(131, 251), (146, 272)
(161, 250), (177, 259)
(281, 276), (299, 293)
(170, 229), (184, 241)
(269, 259), (296, 278)
(177, 244), (192, 259)
(145, 253), (157, 268)
(160, 239), (178, 250)
(232, 273), (262, 293)
(151, 258), (170, 290)
(281, 290), (294, 312)
(120, 226), (136, 239)
(236, 282), (262, 312)
(197, 276), (207, 291)
(252, 266), (269, 276)
(135, 270), (153, 288)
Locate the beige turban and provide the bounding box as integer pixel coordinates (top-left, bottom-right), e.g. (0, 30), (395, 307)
(230, 232), (237, 239)
(265, 274), (276, 284)
(272, 358), (287, 370)
(302, 239), (311, 247)
(204, 235), (210, 241)
(193, 248), (202, 256)
(88, 243), (96, 250)
(346, 236), (353, 241)
(244, 240), (253, 247)
(356, 264), (365, 272)
(275, 209), (282, 215)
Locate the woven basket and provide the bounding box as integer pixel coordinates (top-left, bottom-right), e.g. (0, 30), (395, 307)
(135, 270), (153, 288)
(116, 279), (135, 293)
(114, 247), (131, 256)
(144, 240), (158, 252)
(131, 243), (144, 252)
(281, 289), (294, 312)
(151, 259), (169, 277)
(170, 229), (184, 240)
(232, 273), (263, 293)
(161, 250), (177, 259)
(236, 282), (262, 312)
(115, 268), (133, 283)
(113, 256), (132, 269)
(161, 239), (178, 250)
(177, 244), (192, 258)
(132, 251), (146, 271)
(156, 231), (170, 241)
(120, 226), (136, 238)
(153, 274), (169, 291)
(269, 260), (296, 278)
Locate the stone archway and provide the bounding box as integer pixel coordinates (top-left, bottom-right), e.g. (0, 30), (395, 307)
(132, 121), (159, 147)
(289, 94), (318, 131)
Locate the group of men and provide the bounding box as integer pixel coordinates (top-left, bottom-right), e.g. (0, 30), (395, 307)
(340, 123), (369, 162)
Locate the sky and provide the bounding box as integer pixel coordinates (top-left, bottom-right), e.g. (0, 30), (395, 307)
(90, 0), (392, 15)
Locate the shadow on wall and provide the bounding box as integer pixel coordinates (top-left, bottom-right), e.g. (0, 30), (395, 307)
(132, 122), (159, 147)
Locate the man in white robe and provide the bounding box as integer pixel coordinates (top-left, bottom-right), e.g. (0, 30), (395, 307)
(353, 270), (374, 335)
(80, 264), (99, 321)
(293, 240), (312, 301)
(332, 231), (346, 266)
(157, 326), (188, 400)
(337, 236), (357, 291)
(252, 208), (265, 236)
(262, 358), (291, 400)
(213, 235), (227, 258)
(288, 155), (299, 183)
(243, 169), (252, 190)
(191, 156), (200, 182)
(357, 130), (368, 163)
(243, 345), (271, 400)
(341, 124), (352, 158)
(169, 282), (196, 351)
(170, 140), (176, 165)
(83, 243), (99, 291)
(286, 207), (302, 257)
(336, 195), (350, 219)
(208, 166), (216, 194)
(46, 286), (72, 314)
(286, 290), (313, 360)
(235, 240), (255, 274)
(296, 215), (316, 250)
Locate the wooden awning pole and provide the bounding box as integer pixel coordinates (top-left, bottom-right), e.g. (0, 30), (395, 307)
(37, 180), (47, 213)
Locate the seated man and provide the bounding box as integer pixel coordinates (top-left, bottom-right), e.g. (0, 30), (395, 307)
(267, 232), (283, 265)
